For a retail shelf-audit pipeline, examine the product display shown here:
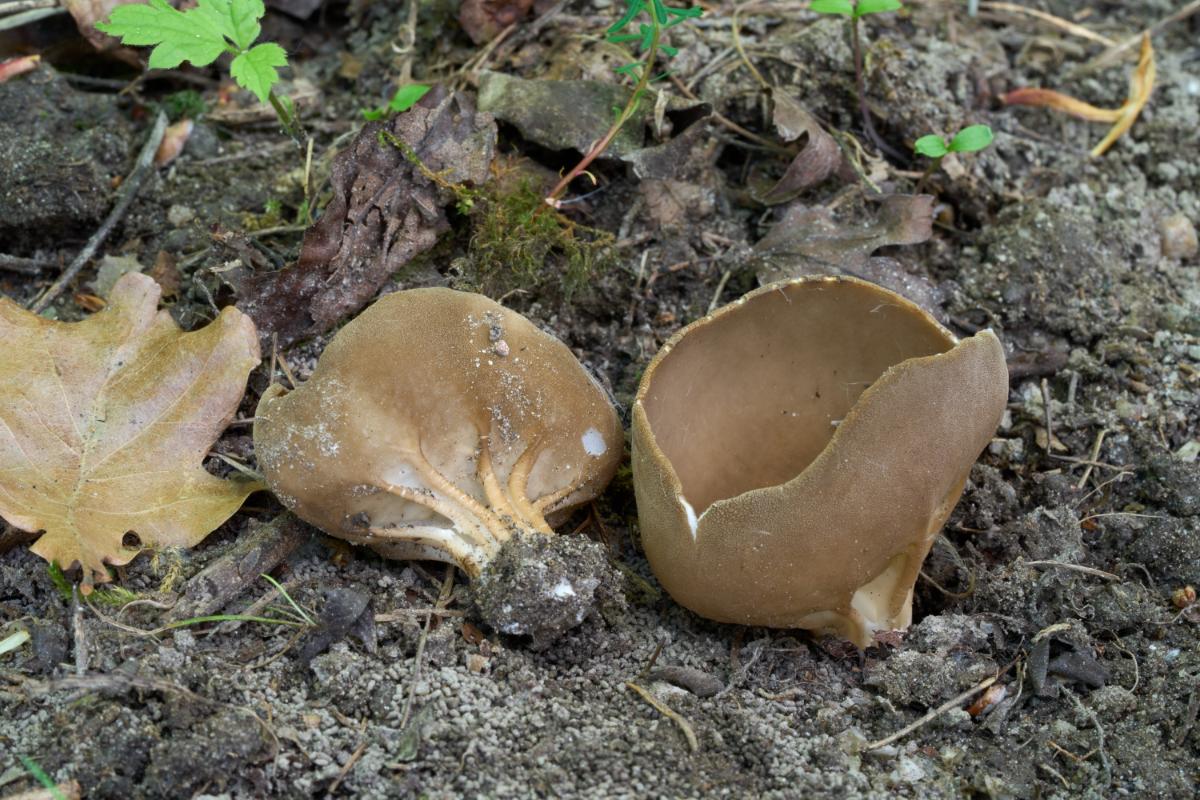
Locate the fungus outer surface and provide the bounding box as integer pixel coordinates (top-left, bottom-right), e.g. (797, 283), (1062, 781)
(632, 276), (1009, 647)
(253, 288), (623, 580)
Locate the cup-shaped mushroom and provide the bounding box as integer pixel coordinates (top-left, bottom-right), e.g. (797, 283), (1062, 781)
(253, 288), (622, 582)
(632, 276), (1008, 647)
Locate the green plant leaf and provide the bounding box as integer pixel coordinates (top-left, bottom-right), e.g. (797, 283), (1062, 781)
(362, 83), (432, 120)
(227, 0), (265, 50)
(230, 42), (287, 103)
(947, 124), (994, 153)
(810, 0), (854, 15)
(388, 83), (432, 113)
(96, 0), (228, 69)
(913, 134), (948, 158)
(607, 0), (646, 34)
(854, 0), (902, 17)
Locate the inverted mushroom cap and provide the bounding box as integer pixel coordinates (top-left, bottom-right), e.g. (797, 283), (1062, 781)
(632, 276), (1008, 647)
(254, 288), (622, 578)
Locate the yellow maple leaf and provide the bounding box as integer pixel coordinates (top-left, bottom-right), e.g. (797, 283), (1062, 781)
(0, 273), (262, 588)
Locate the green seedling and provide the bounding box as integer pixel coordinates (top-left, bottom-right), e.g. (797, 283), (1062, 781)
(362, 83), (432, 121)
(96, 0), (303, 144)
(544, 0), (703, 208)
(810, 0), (902, 158)
(913, 124), (993, 189)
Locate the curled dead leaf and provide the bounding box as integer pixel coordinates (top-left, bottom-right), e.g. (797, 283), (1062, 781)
(0, 273), (262, 587)
(1003, 33), (1154, 157)
(755, 95), (842, 205)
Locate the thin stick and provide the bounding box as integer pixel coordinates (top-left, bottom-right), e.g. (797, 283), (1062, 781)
(1022, 561), (1120, 582)
(0, 253), (54, 274)
(865, 675), (999, 750)
(0, 0), (57, 13)
(625, 681), (700, 752)
(731, 1), (769, 90)
(1066, 688), (1111, 785)
(978, 2), (1115, 47)
(398, 565), (455, 731)
(1075, 0), (1200, 76)
(707, 269), (733, 313)
(1077, 428), (1109, 489)
(1040, 377), (1054, 453)
(397, 0), (420, 85)
(29, 112), (168, 313)
(327, 739), (369, 795)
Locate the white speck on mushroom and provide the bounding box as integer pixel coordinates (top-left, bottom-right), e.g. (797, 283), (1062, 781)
(678, 495), (699, 541)
(581, 427), (607, 456)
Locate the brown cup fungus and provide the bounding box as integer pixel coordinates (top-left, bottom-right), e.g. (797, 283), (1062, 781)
(254, 288), (623, 644)
(632, 277), (1008, 647)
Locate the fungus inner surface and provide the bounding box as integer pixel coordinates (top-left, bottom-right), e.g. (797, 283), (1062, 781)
(641, 281), (954, 515)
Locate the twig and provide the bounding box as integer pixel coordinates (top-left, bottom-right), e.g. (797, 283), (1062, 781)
(1066, 688), (1111, 786)
(398, 565), (455, 731)
(731, 1), (769, 90)
(707, 269), (733, 313)
(668, 74), (788, 153)
(1037, 762), (1070, 789)
(327, 738), (369, 795)
(29, 112), (168, 313)
(1076, 428), (1110, 489)
(1022, 561), (1120, 582)
(866, 667), (1012, 750)
(374, 608), (465, 623)
(1078, 512), (1167, 524)
(625, 681), (700, 752)
(0, 0), (57, 13)
(977, 2), (1115, 46)
(396, 0), (420, 85)
(0, 253), (54, 274)
(0, 6), (62, 31)
(1074, 0), (1200, 76)
(1040, 377), (1054, 453)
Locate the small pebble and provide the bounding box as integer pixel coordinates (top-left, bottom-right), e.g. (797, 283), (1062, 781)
(1159, 213), (1198, 260)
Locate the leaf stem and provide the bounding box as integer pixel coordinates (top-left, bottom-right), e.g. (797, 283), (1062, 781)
(543, 2), (664, 208)
(850, 15), (902, 161)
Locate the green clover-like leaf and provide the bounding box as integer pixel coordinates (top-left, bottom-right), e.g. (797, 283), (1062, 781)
(948, 124), (994, 153)
(913, 134), (949, 158)
(810, 0), (854, 15)
(854, 0), (902, 17)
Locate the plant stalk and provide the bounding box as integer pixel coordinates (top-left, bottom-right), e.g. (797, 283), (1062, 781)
(850, 15), (902, 161)
(543, 6), (663, 208)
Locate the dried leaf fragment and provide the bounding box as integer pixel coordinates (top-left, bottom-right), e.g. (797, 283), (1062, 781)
(231, 88), (496, 346)
(755, 95), (842, 205)
(0, 273), (262, 586)
(751, 195), (942, 311)
(1003, 34), (1154, 157)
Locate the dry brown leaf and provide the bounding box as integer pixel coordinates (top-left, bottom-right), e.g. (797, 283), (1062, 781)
(0, 273), (262, 587)
(755, 95), (842, 205)
(1003, 33), (1155, 157)
(752, 195), (943, 312)
(231, 88), (496, 346)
